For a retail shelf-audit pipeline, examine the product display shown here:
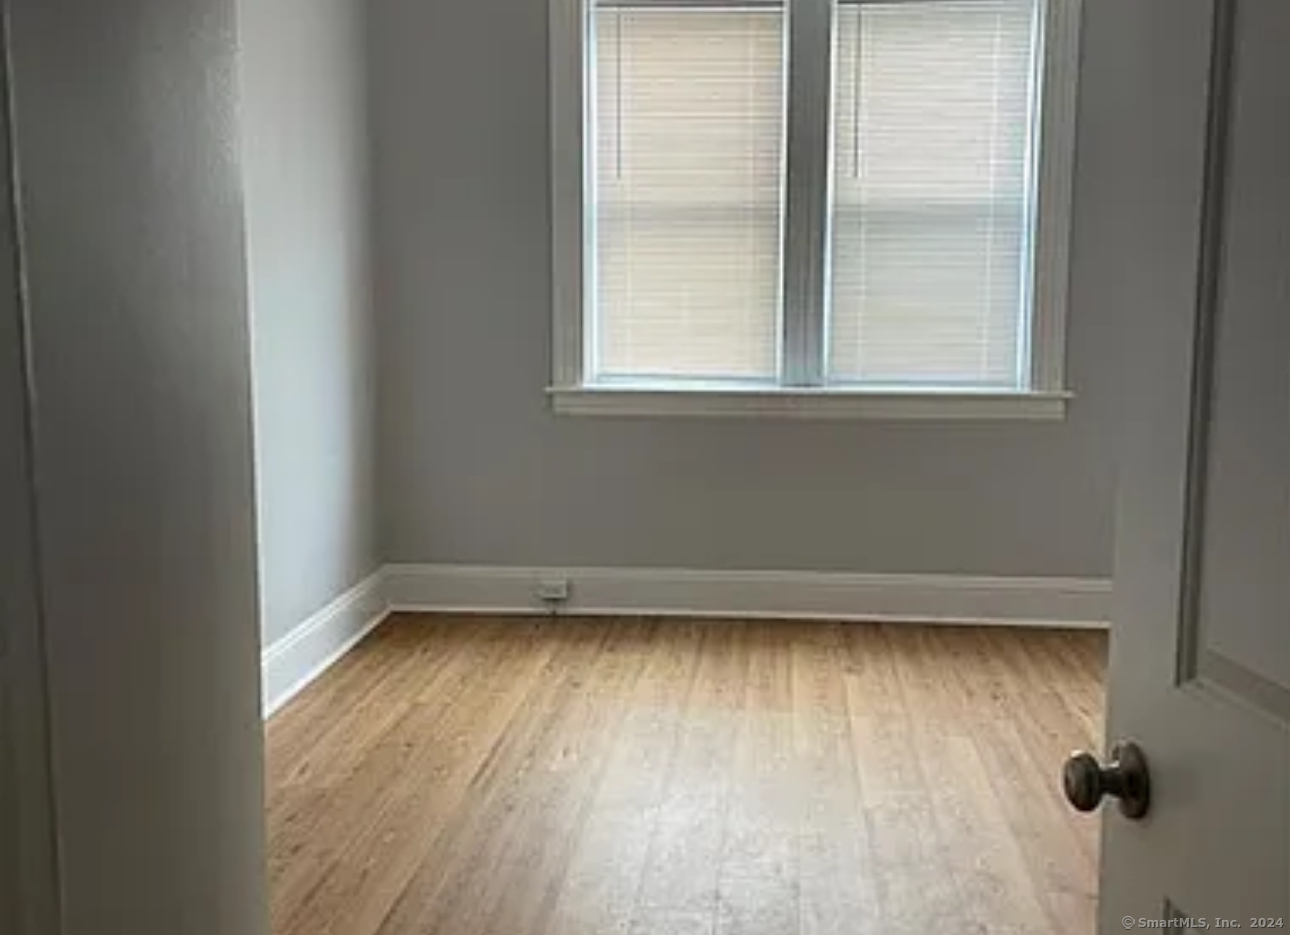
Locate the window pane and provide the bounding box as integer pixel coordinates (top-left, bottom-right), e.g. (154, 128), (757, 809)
(593, 3), (785, 381)
(828, 0), (1038, 387)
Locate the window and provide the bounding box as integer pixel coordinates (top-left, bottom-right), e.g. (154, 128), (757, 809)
(595, 6), (785, 382)
(551, 0), (1081, 418)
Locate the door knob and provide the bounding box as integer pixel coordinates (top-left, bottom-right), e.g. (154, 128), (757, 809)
(1063, 741), (1150, 819)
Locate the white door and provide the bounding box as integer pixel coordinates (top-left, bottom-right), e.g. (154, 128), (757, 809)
(1087, 0), (1290, 930)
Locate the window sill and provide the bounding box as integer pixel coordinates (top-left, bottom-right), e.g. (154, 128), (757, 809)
(548, 385), (1072, 421)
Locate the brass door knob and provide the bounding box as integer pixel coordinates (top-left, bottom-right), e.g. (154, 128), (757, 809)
(1063, 741), (1151, 819)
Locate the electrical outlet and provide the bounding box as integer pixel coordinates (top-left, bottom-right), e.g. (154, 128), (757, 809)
(536, 578), (572, 605)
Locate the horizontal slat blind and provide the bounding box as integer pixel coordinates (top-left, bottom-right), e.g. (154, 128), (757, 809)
(828, 0), (1039, 387)
(593, 2), (785, 381)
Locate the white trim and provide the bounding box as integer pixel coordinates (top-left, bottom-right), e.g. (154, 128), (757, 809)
(550, 385), (1070, 419)
(260, 571), (389, 718)
(261, 560), (1109, 718)
(1028, 0), (1083, 393)
(780, 0), (832, 386)
(385, 563), (1111, 628)
(550, 0), (589, 388)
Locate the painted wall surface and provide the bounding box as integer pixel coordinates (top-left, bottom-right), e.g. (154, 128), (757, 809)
(0, 33), (58, 930)
(7, 0), (269, 930)
(240, 0), (379, 644)
(368, 0), (1120, 579)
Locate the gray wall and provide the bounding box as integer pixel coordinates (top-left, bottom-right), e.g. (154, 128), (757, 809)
(369, 0), (1119, 579)
(240, 0), (379, 644)
(7, 0), (269, 930)
(0, 26), (58, 929)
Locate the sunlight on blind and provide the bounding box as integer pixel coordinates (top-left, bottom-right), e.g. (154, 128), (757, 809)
(828, 0), (1039, 388)
(593, 3), (785, 381)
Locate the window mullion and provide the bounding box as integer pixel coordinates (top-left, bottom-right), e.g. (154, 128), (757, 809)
(780, 0), (834, 387)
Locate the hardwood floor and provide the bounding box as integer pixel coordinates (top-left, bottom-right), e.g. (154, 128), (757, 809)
(266, 615), (1106, 935)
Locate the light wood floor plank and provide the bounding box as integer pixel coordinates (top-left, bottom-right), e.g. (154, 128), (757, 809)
(366, 619), (609, 935)
(275, 619), (560, 935)
(267, 615), (1107, 935)
(792, 624), (881, 935)
(630, 622), (748, 935)
(714, 622), (797, 935)
(543, 619), (703, 935)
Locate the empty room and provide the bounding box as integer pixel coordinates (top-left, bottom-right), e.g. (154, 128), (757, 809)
(260, 0), (1110, 930)
(3, 1), (1287, 934)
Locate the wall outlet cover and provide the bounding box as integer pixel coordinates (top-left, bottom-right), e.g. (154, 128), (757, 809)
(536, 579), (572, 603)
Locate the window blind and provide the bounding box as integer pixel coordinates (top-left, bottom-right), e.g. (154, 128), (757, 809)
(593, 2), (786, 382)
(828, 0), (1039, 388)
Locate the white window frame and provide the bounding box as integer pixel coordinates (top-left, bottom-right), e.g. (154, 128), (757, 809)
(549, 0), (1082, 420)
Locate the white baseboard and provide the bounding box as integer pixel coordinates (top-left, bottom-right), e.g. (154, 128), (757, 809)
(384, 564), (1112, 629)
(261, 563), (1110, 718)
(261, 571), (388, 718)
